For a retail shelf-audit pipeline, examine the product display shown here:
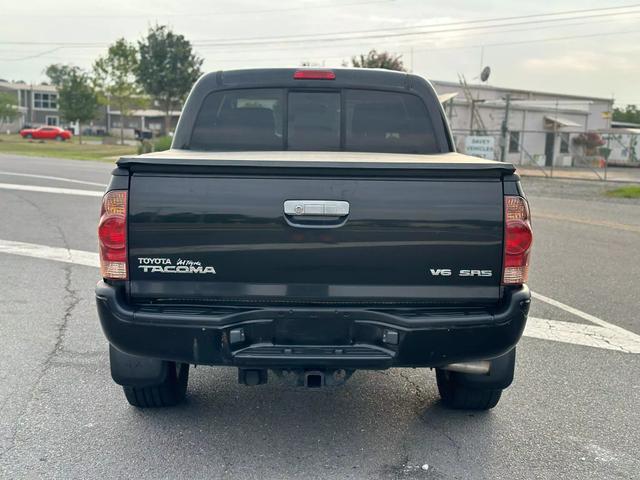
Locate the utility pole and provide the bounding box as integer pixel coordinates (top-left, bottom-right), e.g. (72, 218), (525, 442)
(500, 94), (511, 162)
(29, 83), (34, 125)
(410, 47), (414, 73)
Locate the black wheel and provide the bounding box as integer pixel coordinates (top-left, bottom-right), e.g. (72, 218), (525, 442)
(55, 135), (63, 141)
(25, 133), (33, 139)
(436, 369), (502, 410)
(123, 362), (189, 408)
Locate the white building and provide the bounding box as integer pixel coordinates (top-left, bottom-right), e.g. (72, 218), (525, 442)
(0, 80), (181, 137)
(431, 80), (613, 166)
(0, 81), (61, 131)
(601, 122), (640, 165)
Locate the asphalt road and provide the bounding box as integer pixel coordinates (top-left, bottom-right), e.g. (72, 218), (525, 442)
(0, 154), (639, 479)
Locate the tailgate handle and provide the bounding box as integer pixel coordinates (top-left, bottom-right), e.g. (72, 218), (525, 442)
(284, 200), (349, 217)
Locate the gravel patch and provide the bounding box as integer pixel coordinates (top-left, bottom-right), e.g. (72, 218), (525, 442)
(520, 176), (640, 205)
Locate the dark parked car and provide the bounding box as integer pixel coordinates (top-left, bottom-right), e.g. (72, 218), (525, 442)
(134, 128), (153, 140)
(96, 68), (532, 410)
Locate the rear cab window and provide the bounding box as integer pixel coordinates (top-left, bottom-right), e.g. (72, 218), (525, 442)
(190, 88), (441, 154)
(344, 89), (438, 154)
(191, 89), (284, 150)
(288, 91), (341, 151)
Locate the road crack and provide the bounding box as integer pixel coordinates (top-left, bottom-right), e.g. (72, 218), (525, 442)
(0, 201), (80, 461)
(397, 369), (429, 404)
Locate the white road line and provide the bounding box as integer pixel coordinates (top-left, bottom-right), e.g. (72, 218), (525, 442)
(0, 238), (639, 354)
(0, 183), (103, 197)
(531, 291), (639, 340)
(0, 171), (107, 187)
(0, 239), (99, 268)
(525, 317), (640, 354)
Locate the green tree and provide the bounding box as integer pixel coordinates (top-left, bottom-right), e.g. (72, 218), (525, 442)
(0, 92), (19, 131)
(46, 65), (99, 144)
(613, 104), (640, 124)
(44, 64), (78, 88)
(94, 38), (147, 144)
(351, 50), (406, 71)
(136, 25), (203, 134)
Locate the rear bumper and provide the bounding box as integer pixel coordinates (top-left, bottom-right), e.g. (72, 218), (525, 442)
(96, 282), (530, 369)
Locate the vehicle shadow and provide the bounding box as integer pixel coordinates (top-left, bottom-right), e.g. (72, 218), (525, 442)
(121, 366), (499, 479)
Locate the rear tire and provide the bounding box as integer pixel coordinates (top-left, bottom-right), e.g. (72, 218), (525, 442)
(25, 133), (33, 139)
(436, 369), (502, 410)
(123, 362), (189, 408)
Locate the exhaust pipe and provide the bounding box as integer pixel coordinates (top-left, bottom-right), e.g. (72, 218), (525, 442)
(442, 360), (490, 375)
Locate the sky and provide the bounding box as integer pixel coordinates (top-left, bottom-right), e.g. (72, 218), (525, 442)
(1, 0), (639, 106)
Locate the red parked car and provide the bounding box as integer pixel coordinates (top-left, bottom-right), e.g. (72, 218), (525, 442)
(20, 126), (72, 141)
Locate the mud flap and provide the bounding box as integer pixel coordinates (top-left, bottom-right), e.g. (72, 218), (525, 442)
(109, 344), (169, 387)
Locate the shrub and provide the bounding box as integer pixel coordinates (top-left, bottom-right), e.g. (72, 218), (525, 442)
(572, 132), (605, 149)
(137, 139), (153, 154)
(136, 135), (172, 154)
(572, 132), (606, 156)
(153, 135), (172, 152)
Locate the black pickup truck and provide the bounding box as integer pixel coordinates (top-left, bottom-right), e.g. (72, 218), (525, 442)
(96, 68), (532, 410)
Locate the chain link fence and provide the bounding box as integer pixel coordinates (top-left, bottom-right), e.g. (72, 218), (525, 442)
(451, 129), (640, 182)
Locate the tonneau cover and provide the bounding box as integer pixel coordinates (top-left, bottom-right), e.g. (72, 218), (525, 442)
(117, 150), (516, 174)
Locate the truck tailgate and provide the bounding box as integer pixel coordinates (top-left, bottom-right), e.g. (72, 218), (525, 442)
(127, 166), (505, 305)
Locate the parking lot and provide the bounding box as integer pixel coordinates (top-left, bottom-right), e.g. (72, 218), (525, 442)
(0, 153), (639, 479)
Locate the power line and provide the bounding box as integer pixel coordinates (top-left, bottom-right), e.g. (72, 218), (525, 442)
(192, 14), (640, 56)
(2, 5), (639, 64)
(191, 3), (640, 45)
(5, 14), (640, 63)
(192, 8), (640, 47)
(194, 28), (640, 64)
(413, 28), (640, 53)
(1, 4), (639, 47)
(0, 47), (66, 62)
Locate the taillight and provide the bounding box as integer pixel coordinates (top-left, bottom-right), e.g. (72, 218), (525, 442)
(502, 196), (532, 285)
(293, 70), (336, 80)
(98, 190), (127, 280)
